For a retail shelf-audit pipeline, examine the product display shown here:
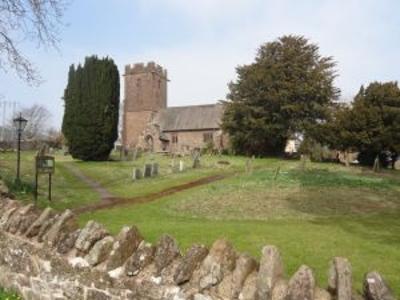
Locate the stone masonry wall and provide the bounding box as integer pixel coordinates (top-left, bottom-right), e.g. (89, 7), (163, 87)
(0, 193), (396, 299)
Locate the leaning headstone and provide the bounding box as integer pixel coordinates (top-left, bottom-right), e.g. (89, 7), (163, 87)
(152, 163), (159, 176)
(144, 164), (152, 177)
(179, 160), (185, 172)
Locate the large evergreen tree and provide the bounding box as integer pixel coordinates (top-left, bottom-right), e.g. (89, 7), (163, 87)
(321, 82), (400, 165)
(62, 56), (120, 161)
(222, 35), (339, 155)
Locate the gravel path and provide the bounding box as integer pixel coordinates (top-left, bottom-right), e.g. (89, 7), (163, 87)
(63, 163), (113, 200)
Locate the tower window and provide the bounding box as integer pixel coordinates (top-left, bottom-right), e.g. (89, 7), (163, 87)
(158, 79), (161, 89)
(136, 78), (141, 88)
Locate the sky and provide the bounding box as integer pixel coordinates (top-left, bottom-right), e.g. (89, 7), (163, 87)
(0, 0), (399, 129)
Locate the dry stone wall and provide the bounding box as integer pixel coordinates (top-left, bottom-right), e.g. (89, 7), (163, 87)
(0, 194), (396, 300)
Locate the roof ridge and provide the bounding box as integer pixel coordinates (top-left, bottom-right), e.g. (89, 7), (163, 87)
(165, 103), (222, 109)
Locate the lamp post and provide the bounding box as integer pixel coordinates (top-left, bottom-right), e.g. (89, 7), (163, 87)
(13, 113), (28, 183)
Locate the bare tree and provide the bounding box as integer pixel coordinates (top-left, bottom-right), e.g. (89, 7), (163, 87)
(46, 127), (64, 148)
(10, 104), (51, 141)
(0, 0), (68, 84)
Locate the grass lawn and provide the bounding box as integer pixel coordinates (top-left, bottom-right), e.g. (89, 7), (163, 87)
(79, 162), (400, 295)
(0, 151), (98, 211)
(0, 288), (21, 300)
(68, 153), (259, 198)
(0, 151), (247, 209)
(1, 150), (400, 295)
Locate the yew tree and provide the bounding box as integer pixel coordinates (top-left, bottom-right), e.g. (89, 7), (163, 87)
(62, 56), (120, 161)
(222, 35), (339, 155)
(322, 82), (400, 165)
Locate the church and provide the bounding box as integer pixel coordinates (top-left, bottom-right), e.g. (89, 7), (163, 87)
(122, 62), (228, 153)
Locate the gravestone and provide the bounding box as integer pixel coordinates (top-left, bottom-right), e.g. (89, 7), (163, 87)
(179, 160), (184, 172)
(170, 158), (179, 173)
(132, 148), (138, 161)
(132, 168), (142, 181)
(152, 163), (159, 176)
(192, 152), (201, 169)
(144, 164), (152, 177)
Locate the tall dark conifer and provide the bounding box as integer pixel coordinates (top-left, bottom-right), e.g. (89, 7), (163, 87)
(62, 56), (120, 161)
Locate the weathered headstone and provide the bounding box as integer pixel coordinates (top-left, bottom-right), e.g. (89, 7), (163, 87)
(179, 160), (185, 172)
(170, 159), (176, 173)
(245, 158), (252, 174)
(132, 168), (142, 181)
(152, 163), (159, 176)
(193, 152), (201, 169)
(144, 164), (152, 177)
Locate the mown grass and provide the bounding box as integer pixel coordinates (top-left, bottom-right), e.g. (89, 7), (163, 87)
(1, 151), (400, 295)
(0, 151), (255, 208)
(69, 153), (262, 198)
(0, 151), (98, 210)
(0, 288), (21, 300)
(80, 163), (400, 295)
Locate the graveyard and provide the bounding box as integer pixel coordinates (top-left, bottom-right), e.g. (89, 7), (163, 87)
(0, 150), (399, 295)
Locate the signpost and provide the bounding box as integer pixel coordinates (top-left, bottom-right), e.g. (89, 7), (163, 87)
(35, 155), (55, 204)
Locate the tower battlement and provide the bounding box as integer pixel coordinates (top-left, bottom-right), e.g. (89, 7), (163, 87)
(125, 61), (167, 78)
(122, 61), (168, 147)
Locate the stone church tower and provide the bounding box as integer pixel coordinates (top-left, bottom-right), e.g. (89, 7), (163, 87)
(122, 62), (168, 148)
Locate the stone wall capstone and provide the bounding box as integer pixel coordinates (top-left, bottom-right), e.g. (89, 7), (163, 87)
(0, 192), (397, 300)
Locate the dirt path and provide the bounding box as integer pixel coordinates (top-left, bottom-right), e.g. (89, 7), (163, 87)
(73, 173), (228, 214)
(63, 163), (113, 199)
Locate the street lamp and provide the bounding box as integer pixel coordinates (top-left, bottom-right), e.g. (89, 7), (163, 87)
(13, 113), (28, 183)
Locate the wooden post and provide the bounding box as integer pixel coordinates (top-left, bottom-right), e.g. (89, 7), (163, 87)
(373, 155), (380, 173)
(274, 166), (281, 180)
(48, 173), (52, 201)
(34, 166), (38, 206)
(344, 150), (350, 167)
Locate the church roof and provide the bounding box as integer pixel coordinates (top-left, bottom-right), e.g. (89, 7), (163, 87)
(154, 104), (224, 132)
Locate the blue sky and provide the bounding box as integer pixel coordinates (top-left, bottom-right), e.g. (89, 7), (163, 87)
(1, 0), (399, 129)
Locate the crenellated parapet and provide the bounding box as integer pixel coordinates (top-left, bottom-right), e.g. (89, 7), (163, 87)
(124, 61), (168, 79)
